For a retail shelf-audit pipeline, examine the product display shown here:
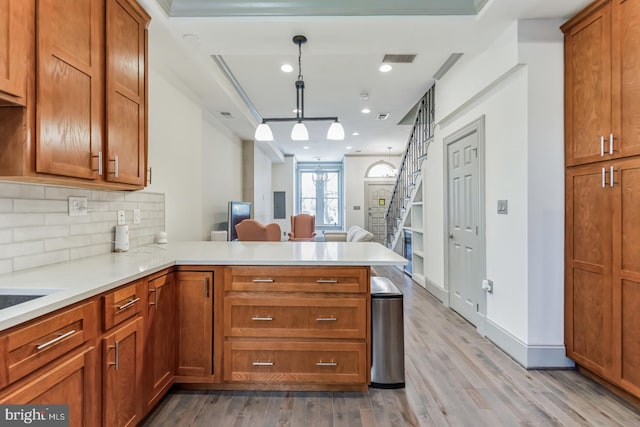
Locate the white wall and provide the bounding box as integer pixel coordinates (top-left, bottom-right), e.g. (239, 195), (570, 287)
(344, 155), (401, 229)
(423, 20), (567, 367)
(201, 113), (244, 239)
(147, 69), (203, 242)
(242, 141), (274, 225)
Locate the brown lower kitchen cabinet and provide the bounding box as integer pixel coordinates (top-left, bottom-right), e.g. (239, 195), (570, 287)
(175, 269), (221, 383)
(102, 316), (144, 427)
(0, 347), (99, 427)
(565, 157), (640, 400)
(144, 271), (176, 411)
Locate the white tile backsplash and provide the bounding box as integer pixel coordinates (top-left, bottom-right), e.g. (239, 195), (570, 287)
(0, 182), (165, 273)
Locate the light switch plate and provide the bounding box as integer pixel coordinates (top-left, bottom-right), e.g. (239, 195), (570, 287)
(133, 209), (141, 225)
(68, 197), (88, 216)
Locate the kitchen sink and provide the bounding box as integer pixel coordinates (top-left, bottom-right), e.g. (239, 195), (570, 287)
(0, 289), (59, 310)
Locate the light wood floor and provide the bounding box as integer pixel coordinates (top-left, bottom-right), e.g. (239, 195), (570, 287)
(144, 266), (640, 426)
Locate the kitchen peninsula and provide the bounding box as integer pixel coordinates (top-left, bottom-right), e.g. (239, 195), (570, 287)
(0, 241), (407, 427)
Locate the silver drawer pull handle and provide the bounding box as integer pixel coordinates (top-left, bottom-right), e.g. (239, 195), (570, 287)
(109, 341), (120, 370)
(602, 167), (606, 188)
(316, 317), (337, 321)
(600, 135), (605, 156)
(609, 133), (614, 155)
(252, 361), (274, 366)
(116, 297), (140, 311)
(36, 330), (76, 351)
(316, 362), (338, 367)
(251, 317), (273, 321)
(316, 279), (338, 284)
(610, 166), (614, 188)
(252, 279), (274, 283)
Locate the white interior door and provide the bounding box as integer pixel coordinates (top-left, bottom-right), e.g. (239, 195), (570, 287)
(365, 183), (393, 243)
(447, 128), (482, 326)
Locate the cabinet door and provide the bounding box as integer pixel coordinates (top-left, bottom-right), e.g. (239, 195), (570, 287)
(0, 0), (29, 105)
(176, 271), (213, 378)
(36, 0), (103, 179)
(105, 0), (149, 186)
(564, 1), (612, 166)
(145, 273), (175, 412)
(0, 347), (98, 427)
(611, 0), (640, 159)
(103, 317), (143, 427)
(565, 164), (613, 375)
(611, 158), (640, 395)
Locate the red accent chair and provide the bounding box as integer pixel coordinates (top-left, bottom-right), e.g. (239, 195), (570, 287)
(235, 220), (282, 241)
(288, 214), (316, 241)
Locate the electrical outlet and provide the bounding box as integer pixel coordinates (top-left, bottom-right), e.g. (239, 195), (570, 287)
(68, 197), (88, 216)
(117, 210), (126, 225)
(133, 209), (141, 225)
(482, 279), (494, 294)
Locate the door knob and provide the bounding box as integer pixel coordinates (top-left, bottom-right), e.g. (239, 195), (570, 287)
(448, 233), (454, 239)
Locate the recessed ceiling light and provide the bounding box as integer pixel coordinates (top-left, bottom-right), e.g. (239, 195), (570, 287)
(360, 93), (369, 100)
(346, 146), (352, 150)
(379, 64), (392, 73)
(352, 132), (360, 136)
(303, 146), (310, 150)
(361, 108), (371, 114)
(182, 33), (200, 46)
(281, 64), (293, 73)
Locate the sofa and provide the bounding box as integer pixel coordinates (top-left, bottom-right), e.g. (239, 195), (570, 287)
(324, 225), (374, 242)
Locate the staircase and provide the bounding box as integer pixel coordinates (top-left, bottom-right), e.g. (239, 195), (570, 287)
(385, 86), (435, 251)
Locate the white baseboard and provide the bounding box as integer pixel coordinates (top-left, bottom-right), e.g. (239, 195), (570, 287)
(422, 277), (449, 306)
(484, 319), (575, 369)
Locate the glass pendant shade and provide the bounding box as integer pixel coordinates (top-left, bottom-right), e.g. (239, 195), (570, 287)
(327, 121), (345, 140)
(291, 122), (309, 141)
(254, 123), (274, 141)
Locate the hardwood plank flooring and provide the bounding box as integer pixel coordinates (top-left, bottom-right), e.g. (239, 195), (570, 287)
(143, 266), (640, 426)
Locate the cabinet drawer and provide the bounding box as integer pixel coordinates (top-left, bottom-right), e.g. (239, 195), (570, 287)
(223, 341), (366, 384)
(225, 296), (366, 339)
(103, 280), (145, 330)
(225, 266), (368, 293)
(1, 301), (96, 387)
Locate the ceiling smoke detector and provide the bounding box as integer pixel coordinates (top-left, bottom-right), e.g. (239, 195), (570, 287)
(376, 113), (390, 121)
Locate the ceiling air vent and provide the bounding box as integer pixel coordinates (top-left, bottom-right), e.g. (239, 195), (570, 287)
(220, 112), (233, 118)
(376, 113), (390, 121)
(381, 54), (416, 64)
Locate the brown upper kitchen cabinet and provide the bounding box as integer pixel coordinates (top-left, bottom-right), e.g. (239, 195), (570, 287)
(563, 0), (640, 167)
(105, 0), (149, 186)
(0, 0), (150, 190)
(0, 0), (29, 105)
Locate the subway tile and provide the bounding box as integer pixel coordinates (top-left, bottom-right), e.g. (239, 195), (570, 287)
(0, 182), (45, 199)
(70, 244), (111, 260)
(13, 250), (69, 271)
(45, 235), (92, 251)
(0, 259), (12, 275)
(45, 187), (91, 200)
(0, 199), (12, 212)
(45, 213), (91, 226)
(141, 202), (164, 211)
(91, 233), (113, 245)
(90, 190), (125, 202)
(14, 226), (69, 242)
(0, 213), (45, 228)
(0, 230), (12, 244)
(141, 210), (164, 219)
(90, 211), (117, 223)
(124, 192), (164, 203)
(108, 201), (138, 211)
(0, 241), (44, 259)
(89, 201), (109, 212)
(70, 222), (113, 235)
(14, 199), (67, 213)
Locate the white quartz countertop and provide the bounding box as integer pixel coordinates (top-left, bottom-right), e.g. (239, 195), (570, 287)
(0, 241), (407, 331)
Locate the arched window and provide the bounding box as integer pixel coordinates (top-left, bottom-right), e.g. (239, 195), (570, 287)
(366, 161), (397, 178)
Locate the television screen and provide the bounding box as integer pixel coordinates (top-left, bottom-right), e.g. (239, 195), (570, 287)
(227, 201), (251, 241)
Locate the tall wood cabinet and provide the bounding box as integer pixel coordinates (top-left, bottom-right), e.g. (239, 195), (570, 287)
(0, 0), (150, 190)
(563, 0), (640, 400)
(0, 0), (29, 105)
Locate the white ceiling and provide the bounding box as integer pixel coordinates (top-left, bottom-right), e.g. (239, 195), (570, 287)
(146, 0), (591, 162)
